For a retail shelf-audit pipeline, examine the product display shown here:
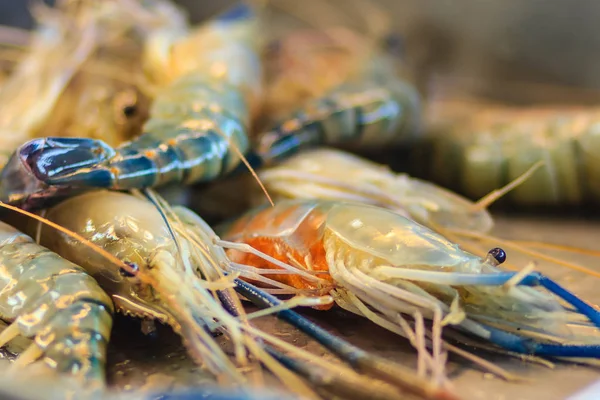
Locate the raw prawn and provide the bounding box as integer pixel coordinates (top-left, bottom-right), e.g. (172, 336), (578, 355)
(255, 147), (494, 232)
(0, 3), (262, 210)
(251, 1), (420, 165)
(222, 199), (600, 382)
(424, 97), (600, 205)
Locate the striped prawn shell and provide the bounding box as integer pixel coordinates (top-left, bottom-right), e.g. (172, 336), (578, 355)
(426, 103), (600, 205)
(256, 79), (421, 165)
(0, 221), (113, 383)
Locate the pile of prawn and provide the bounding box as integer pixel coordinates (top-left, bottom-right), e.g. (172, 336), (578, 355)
(0, 0), (598, 400)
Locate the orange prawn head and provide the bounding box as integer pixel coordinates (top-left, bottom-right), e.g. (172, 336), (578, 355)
(224, 202), (336, 310)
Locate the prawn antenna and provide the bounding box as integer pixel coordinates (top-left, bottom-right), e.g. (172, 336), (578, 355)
(472, 161), (545, 211)
(447, 226), (600, 279)
(513, 240), (600, 259)
(214, 124), (275, 207)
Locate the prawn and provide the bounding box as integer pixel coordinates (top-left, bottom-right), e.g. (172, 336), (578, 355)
(255, 147), (495, 233)
(0, 2), (264, 210)
(250, 0), (420, 165)
(423, 96), (600, 205)
(221, 199), (600, 385)
(0, 0), (183, 168)
(0, 220), (113, 387)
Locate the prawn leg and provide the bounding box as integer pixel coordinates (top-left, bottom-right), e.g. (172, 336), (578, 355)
(234, 278), (454, 400)
(483, 324), (600, 358)
(379, 268), (600, 328)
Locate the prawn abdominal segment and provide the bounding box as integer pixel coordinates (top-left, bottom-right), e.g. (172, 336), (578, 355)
(223, 200), (600, 360)
(0, 221), (113, 384)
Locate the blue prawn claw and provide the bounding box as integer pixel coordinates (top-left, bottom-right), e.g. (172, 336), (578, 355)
(0, 137), (116, 208)
(21, 137), (116, 186)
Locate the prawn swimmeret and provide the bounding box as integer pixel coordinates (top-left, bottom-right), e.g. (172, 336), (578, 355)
(222, 199), (600, 382)
(0, 3), (262, 210)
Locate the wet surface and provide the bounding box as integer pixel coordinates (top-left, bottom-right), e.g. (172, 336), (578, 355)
(100, 215), (600, 400)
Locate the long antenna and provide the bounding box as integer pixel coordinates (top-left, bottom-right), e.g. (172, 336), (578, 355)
(472, 161), (545, 211)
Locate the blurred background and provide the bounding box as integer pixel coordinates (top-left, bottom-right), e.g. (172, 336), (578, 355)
(2, 0), (599, 102)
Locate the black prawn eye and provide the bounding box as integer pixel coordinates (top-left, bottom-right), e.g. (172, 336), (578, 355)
(122, 104), (137, 118)
(487, 247), (507, 264)
(119, 261), (139, 278)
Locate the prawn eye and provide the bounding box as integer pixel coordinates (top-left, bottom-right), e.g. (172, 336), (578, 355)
(122, 104), (137, 118)
(487, 247), (506, 264)
(114, 89), (139, 120)
(120, 261), (139, 278)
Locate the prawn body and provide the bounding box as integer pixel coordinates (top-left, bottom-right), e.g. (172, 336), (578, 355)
(224, 200), (600, 360)
(425, 100), (600, 205)
(0, 221), (113, 384)
(257, 148), (493, 233)
(26, 190), (304, 386)
(0, 4), (261, 209)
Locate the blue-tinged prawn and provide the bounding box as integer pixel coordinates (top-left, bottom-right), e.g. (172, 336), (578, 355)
(0, 3), (262, 210)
